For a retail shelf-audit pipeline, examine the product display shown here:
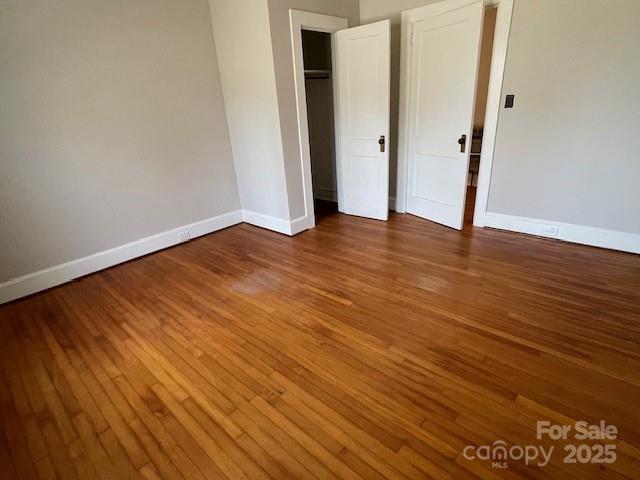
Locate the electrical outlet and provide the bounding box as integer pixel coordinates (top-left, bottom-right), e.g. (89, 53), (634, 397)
(540, 225), (559, 238)
(177, 230), (190, 243)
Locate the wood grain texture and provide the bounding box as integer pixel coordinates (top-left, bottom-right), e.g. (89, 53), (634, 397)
(1, 211), (639, 479)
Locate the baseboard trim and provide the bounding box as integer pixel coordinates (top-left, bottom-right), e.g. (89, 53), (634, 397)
(290, 215), (313, 235)
(3, 199), (455, 304)
(483, 212), (640, 254)
(242, 210), (291, 235)
(241, 210), (312, 236)
(0, 210), (243, 305)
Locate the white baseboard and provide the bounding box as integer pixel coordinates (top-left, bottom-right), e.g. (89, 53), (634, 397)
(241, 210), (295, 236)
(0, 208), (318, 304)
(482, 212), (640, 254)
(289, 215), (313, 235)
(0, 205), (327, 304)
(0, 210), (244, 305)
(242, 210), (312, 236)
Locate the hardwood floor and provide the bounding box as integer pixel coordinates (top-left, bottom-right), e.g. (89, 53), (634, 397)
(1, 212), (639, 479)
(464, 186), (477, 226)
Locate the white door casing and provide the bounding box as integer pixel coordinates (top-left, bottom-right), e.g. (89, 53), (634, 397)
(404, 0), (485, 229)
(289, 10), (348, 232)
(336, 20), (391, 221)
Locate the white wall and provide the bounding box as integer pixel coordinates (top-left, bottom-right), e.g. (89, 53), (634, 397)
(267, 0), (360, 219)
(209, 0), (291, 221)
(0, 0), (240, 284)
(487, 0), (640, 235)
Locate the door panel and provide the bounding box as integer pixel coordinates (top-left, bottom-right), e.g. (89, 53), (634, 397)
(406, 0), (484, 229)
(336, 20), (390, 221)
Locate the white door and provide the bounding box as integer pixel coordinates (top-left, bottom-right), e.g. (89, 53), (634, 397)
(405, 0), (485, 229)
(336, 20), (390, 221)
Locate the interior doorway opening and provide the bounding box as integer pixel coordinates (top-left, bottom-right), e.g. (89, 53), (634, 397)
(302, 30), (338, 223)
(291, 11), (391, 229)
(465, 6), (498, 226)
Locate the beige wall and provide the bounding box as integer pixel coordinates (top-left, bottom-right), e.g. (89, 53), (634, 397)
(488, 0), (640, 234)
(0, 0), (240, 282)
(209, 0), (290, 220)
(268, 0), (359, 219)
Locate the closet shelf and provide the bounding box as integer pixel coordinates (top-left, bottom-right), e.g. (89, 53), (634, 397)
(304, 69), (331, 79)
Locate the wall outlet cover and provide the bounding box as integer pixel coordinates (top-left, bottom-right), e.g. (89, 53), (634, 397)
(540, 225), (559, 238)
(177, 230), (191, 243)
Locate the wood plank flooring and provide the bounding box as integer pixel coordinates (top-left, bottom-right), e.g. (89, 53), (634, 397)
(1, 212), (639, 479)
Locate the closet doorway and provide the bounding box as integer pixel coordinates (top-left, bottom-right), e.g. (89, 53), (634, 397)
(302, 30), (338, 222)
(290, 10), (391, 229)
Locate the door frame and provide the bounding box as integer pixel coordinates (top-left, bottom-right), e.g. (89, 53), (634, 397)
(289, 10), (349, 229)
(395, 0), (514, 228)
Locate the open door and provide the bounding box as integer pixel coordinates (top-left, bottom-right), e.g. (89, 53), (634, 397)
(336, 20), (390, 221)
(405, 0), (485, 229)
